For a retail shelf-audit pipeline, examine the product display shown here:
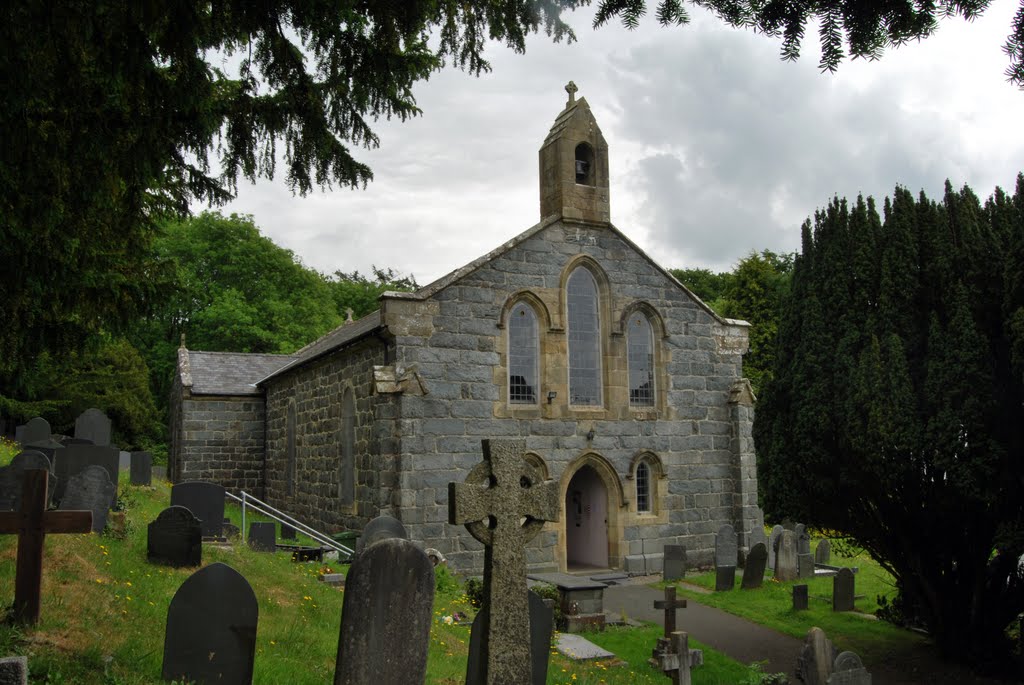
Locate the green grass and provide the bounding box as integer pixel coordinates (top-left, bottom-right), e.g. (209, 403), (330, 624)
(0, 438), (20, 467)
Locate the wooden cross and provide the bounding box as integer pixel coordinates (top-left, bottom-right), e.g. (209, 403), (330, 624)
(659, 631), (692, 685)
(0, 469), (92, 624)
(654, 586), (687, 638)
(448, 440), (560, 684)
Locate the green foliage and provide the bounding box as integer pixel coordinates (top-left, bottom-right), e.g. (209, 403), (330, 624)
(669, 267), (732, 307)
(738, 662), (788, 685)
(329, 267), (419, 321)
(754, 174), (1024, 667)
(464, 576), (484, 608)
(0, 437), (19, 467)
(433, 563), (460, 594)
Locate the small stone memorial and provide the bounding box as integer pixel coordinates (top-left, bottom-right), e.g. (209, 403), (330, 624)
(468, 590), (552, 685)
(74, 407), (111, 446)
(280, 522), (296, 539)
(747, 526), (767, 558)
(796, 627), (838, 685)
(833, 568), (855, 612)
(774, 530), (799, 582)
(795, 523), (811, 554)
(334, 537), (434, 684)
(793, 584), (809, 611)
(798, 552), (815, 578)
(768, 525), (783, 569)
(741, 542), (767, 589)
(162, 563), (258, 684)
(248, 521), (276, 552)
(815, 539), (832, 565)
(148, 506), (202, 567)
(21, 417), (51, 446)
(170, 481), (225, 539)
(356, 514), (408, 552)
(650, 585), (688, 670)
(826, 651), (872, 685)
(53, 444), (119, 506)
(130, 451), (152, 486)
(781, 517), (795, 531)
(0, 655), (28, 684)
(663, 544), (686, 581)
(59, 465), (115, 533)
(658, 631), (691, 685)
(0, 451), (54, 511)
(714, 524), (737, 591)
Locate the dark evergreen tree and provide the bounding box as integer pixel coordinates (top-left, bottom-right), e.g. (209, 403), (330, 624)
(754, 175), (1024, 667)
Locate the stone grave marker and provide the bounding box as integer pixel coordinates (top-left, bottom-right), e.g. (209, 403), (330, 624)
(795, 524), (810, 554)
(799, 553), (815, 578)
(793, 584), (809, 611)
(747, 526), (767, 559)
(118, 451), (130, 471)
(714, 524), (737, 591)
(768, 525), (783, 569)
(796, 627), (837, 685)
(0, 451), (55, 511)
(0, 655), (27, 684)
(781, 518), (795, 531)
(448, 439), (560, 684)
(468, 590), (552, 685)
(833, 568), (855, 612)
(650, 586), (688, 668)
(356, 513), (408, 553)
(129, 451), (152, 486)
(162, 563), (258, 684)
(0, 470), (92, 623)
(775, 530), (798, 581)
(22, 417), (51, 446)
(74, 407), (111, 446)
(148, 506), (202, 567)
(815, 539), (832, 565)
(827, 651), (872, 684)
(170, 481), (225, 539)
(334, 537), (434, 684)
(53, 444), (119, 507)
(663, 544), (686, 581)
(281, 522), (296, 539)
(59, 465), (115, 533)
(248, 521), (276, 552)
(741, 542), (767, 589)
(658, 631), (691, 685)
(14, 425), (25, 444)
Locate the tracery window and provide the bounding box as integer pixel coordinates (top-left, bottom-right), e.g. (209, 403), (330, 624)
(567, 268), (602, 406)
(627, 312), (655, 407)
(635, 460), (651, 513)
(339, 388), (355, 505)
(508, 302), (539, 404)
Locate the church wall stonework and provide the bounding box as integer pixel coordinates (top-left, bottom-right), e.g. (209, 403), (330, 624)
(174, 396), (267, 495)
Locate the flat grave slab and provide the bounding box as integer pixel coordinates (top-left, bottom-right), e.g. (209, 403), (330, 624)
(527, 572), (607, 590)
(556, 633), (615, 661)
(590, 572), (628, 585)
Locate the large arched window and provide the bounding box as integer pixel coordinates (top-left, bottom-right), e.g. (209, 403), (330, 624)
(627, 312), (655, 407)
(339, 388), (355, 505)
(508, 302), (539, 404)
(635, 460), (651, 513)
(567, 267), (602, 406)
(286, 400), (296, 496)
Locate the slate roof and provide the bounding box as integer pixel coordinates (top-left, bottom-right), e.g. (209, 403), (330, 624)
(183, 350), (299, 396)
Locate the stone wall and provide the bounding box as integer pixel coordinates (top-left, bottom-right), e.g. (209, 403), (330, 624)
(174, 395), (267, 495)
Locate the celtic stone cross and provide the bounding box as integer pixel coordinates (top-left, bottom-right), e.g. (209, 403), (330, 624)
(449, 440), (560, 684)
(565, 81), (578, 105)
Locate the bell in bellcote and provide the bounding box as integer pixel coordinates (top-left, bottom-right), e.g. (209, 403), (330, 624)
(575, 159), (589, 184)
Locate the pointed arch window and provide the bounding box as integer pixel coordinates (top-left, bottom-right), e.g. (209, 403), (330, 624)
(567, 267), (602, 406)
(339, 388), (355, 505)
(508, 302), (539, 404)
(635, 460), (651, 513)
(628, 312), (655, 407)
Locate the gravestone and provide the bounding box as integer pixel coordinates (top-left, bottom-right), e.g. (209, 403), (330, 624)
(14, 425), (25, 444)
(741, 542), (767, 589)
(334, 537), (434, 684)
(663, 544), (686, 581)
(162, 563), (258, 684)
(796, 627), (837, 685)
(119, 451), (130, 470)
(148, 506), (202, 567)
(827, 651), (872, 684)
(53, 444), (119, 506)
(448, 439), (560, 684)
(747, 526), (767, 560)
(781, 518), (795, 531)
(74, 408), (111, 446)
(815, 539), (832, 565)
(658, 631), (691, 685)
(59, 465), (115, 533)
(768, 525), (783, 570)
(22, 418), (51, 446)
(0, 451), (54, 511)
(356, 514), (408, 552)
(774, 530), (799, 581)
(280, 522), (296, 539)
(650, 586), (688, 669)
(170, 481), (225, 539)
(795, 524), (811, 554)
(714, 524), (737, 591)
(0, 470), (92, 623)
(833, 568), (855, 612)
(793, 584), (809, 611)
(798, 553), (815, 579)
(248, 521), (276, 552)
(467, 591), (552, 685)
(129, 451), (152, 486)
(0, 655), (27, 684)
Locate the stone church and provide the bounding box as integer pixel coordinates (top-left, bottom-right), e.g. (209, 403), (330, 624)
(170, 86), (763, 573)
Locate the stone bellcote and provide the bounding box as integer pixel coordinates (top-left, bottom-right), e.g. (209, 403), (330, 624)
(539, 82), (610, 224)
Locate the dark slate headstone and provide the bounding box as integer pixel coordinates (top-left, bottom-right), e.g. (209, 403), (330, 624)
(715, 524), (737, 568)
(162, 563), (258, 684)
(130, 451), (152, 486)
(334, 537), (434, 685)
(74, 408), (111, 447)
(280, 522), (296, 539)
(827, 651), (872, 684)
(356, 514), (408, 552)
(798, 553), (815, 578)
(22, 417), (51, 446)
(747, 526), (767, 558)
(815, 539), (832, 565)
(0, 451), (55, 511)
(796, 524), (811, 555)
(14, 425), (26, 444)
(248, 522), (276, 552)
(663, 544), (686, 581)
(59, 465), (115, 533)
(467, 591), (552, 685)
(53, 444), (119, 506)
(768, 524), (783, 570)
(833, 568), (855, 612)
(775, 530), (799, 581)
(148, 506), (202, 567)
(715, 565), (736, 591)
(793, 584), (809, 611)
(741, 542), (768, 589)
(170, 481), (225, 539)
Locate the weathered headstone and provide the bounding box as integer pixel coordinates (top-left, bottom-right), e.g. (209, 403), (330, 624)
(170, 481), (225, 539)
(130, 451), (152, 486)
(248, 521), (276, 552)
(0, 470), (92, 623)
(798, 553), (815, 578)
(741, 542), (767, 589)
(793, 584), (809, 611)
(356, 514), (408, 552)
(827, 651), (872, 685)
(658, 631), (691, 685)
(0, 655), (28, 685)
(148, 506), (202, 567)
(468, 590), (552, 685)
(781, 518), (795, 531)
(0, 451), (54, 511)
(795, 523), (811, 555)
(796, 627), (837, 685)
(280, 522), (296, 539)
(833, 568), (855, 612)
(448, 439), (560, 684)
(768, 524), (783, 570)
(714, 524), (737, 591)
(21, 418), (51, 446)
(774, 530), (798, 582)
(815, 539), (832, 565)
(118, 451), (131, 471)
(53, 444), (119, 506)
(14, 425), (26, 444)
(663, 544), (686, 581)
(747, 526), (767, 560)
(162, 563), (258, 684)
(74, 407), (111, 446)
(334, 537), (434, 684)
(59, 465), (115, 533)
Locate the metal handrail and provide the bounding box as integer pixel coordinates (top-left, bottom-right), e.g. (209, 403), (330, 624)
(225, 490), (354, 557)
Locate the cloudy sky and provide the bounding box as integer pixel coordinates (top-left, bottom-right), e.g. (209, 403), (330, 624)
(216, 0), (1024, 285)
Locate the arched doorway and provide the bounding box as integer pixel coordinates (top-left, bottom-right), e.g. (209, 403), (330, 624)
(565, 465), (609, 569)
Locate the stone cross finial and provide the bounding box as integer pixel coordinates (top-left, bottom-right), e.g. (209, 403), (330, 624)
(345, 307), (355, 323)
(448, 440), (560, 684)
(565, 81), (578, 105)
